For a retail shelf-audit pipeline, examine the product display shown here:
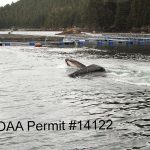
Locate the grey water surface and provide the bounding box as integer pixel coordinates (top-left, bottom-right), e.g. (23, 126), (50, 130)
(0, 45), (150, 150)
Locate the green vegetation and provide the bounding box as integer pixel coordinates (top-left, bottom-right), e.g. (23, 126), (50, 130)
(0, 0), (149, 32)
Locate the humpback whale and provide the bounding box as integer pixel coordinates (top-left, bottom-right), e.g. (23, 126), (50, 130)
(65, 58), (106, 78)
(65, 58), (86, 69)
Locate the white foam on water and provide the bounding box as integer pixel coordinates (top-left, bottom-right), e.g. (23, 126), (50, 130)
(56, 64), (67, 68)
(115, 78), (150, 87)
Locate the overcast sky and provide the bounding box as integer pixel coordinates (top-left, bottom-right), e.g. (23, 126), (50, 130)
(0, 0), (19, 7)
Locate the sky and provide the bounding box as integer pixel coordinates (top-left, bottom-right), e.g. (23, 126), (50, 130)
(0, 0), (19, 7)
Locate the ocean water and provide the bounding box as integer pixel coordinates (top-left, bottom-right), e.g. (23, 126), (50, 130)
(0, 45), (150, 150)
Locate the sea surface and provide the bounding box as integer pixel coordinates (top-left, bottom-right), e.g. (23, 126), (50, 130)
(0, 38), (150, 150)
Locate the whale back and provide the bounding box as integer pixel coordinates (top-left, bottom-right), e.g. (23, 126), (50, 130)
(69, 64), (106, 78)
(65, 58), (86, 69)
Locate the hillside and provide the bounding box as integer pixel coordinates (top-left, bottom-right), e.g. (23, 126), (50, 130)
(0, 0), (149, 32)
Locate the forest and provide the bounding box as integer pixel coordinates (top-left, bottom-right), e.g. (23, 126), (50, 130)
(0, 0), (149, 32)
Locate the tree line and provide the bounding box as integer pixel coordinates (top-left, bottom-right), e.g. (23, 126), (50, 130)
(0, 0), (149, 32)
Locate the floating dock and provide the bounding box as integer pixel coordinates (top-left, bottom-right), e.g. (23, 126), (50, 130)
(0, 33), (150, 47)
(0, 34), (63, 42)
(63, 33), (150, 47)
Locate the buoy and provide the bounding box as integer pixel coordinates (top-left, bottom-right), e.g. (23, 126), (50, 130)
(108, 40), (113, 46)
(126, 40), (133, 45)
(35, 42), (42, 47)
(138, 40), (144, 46)
(97, 40), (104, 46)
(5, 42), (10, 46)
(60, 41), (64, 45)
(78, 40), (85, 47)
(29, 41), (35, 46)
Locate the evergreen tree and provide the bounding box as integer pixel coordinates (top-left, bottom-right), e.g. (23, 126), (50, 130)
(0, 0), (149, 31)
(114, 0), (131, 30)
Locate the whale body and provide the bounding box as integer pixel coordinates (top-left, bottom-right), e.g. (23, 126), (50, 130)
(65, 58), (106, 78)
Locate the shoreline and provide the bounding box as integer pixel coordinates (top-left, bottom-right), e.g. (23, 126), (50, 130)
(0, 34), (63, 42)
(0, 28), (150, 34)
